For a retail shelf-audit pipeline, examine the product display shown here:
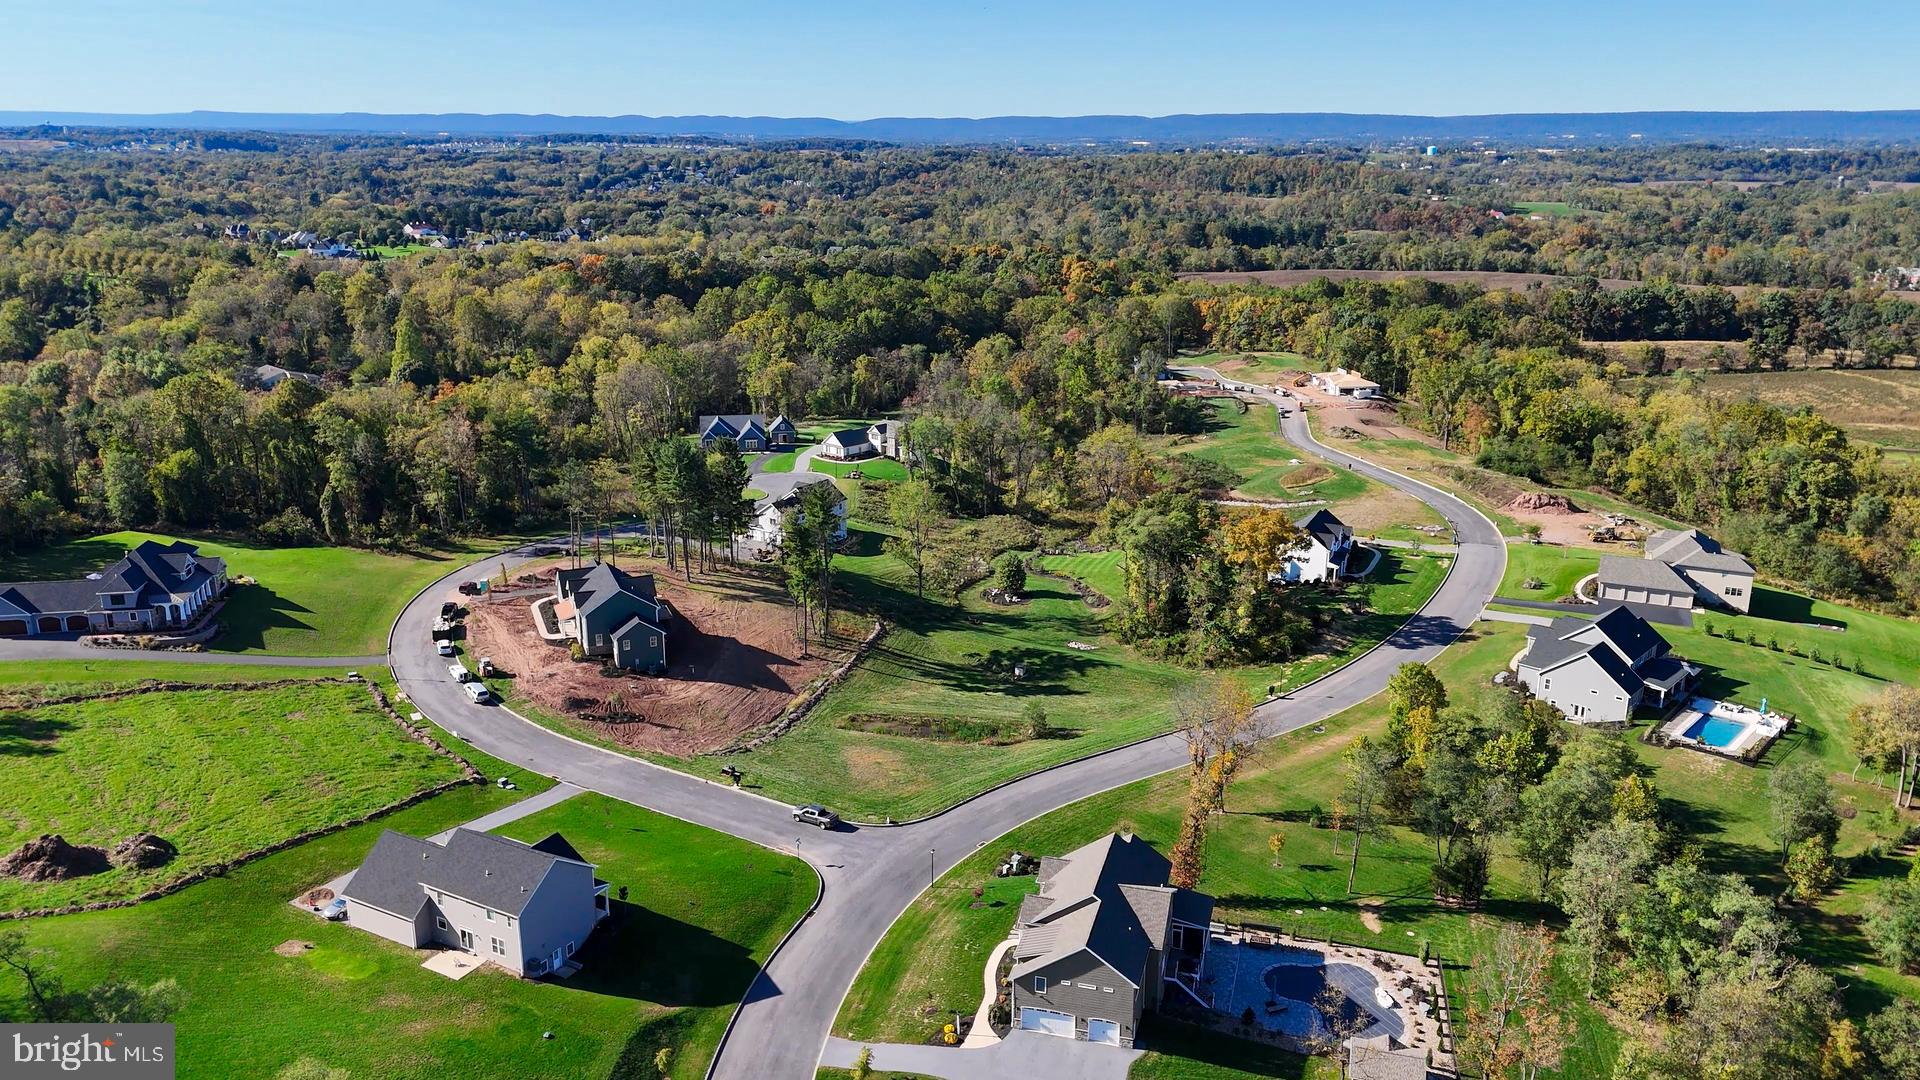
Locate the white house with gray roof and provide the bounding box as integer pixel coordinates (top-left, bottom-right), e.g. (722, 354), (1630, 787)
(1276, 508), (1355, 583)
(1515, 605), (1698, 724)
(0, 540), (227, 638)
(1009, 833), (1213, 1047)
(341, 828), (608, 976)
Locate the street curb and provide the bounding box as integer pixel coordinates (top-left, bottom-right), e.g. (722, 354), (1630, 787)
(710, 865), (828, 1080)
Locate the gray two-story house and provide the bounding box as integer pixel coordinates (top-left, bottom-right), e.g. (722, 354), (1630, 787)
(342, 828), (609, 976)
(554, 562), (670, 672)
(1515, 604), (1698, 724)
(1009, 833), (1213, 1047)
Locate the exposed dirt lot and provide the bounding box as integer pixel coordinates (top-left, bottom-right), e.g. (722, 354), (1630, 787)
(464, 558), (847, 755)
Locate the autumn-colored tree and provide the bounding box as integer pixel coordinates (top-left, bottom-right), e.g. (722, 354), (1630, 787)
(1851, 685), (1920, 808)
(1220, 508), (1307, 583)
(1460, 919), (1567, 1080)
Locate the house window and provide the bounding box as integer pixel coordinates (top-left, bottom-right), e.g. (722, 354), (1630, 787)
(484, 909), (494, 921)
(595, 633), (605, 647)
(565, 941), (576, 957)
(649, 636), (658, 648)
(1103, 987), (1114, 993)
(491, 937), (505, 956)
(1727, 586), (1743, 596)
(1034, 977), (1047, 993)
(1543, 678), (1551, 690)
(506, 916), (514, 928)
(436, 917), (449, 931)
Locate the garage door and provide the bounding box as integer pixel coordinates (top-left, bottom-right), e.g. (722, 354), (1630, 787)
(1018, 1007), (1075, 1039)
(0, 619), (25, 636)
(1087, 1018), (1121, 1045)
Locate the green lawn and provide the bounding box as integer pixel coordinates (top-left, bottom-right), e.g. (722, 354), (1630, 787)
(1173, 398), (1374, 503)
(0, 531), (518, 656)
(1179, 350), (1316, 387)
(758, 450), (800, 473)
(663, 534), (1448, 820)
(10, 788), (812, 1080)
(811, 456), (911, 483)
(0, 660), (359, 695)
(0, 680), (467, 912)
(1497, 542), (1599, 600)
(1037, 550), (1126, 604)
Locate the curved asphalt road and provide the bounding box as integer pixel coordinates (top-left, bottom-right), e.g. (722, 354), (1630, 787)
(385, 390), (1505, 1080)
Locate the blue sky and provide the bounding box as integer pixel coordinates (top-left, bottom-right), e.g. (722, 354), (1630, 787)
(3, 1), (1914, 117)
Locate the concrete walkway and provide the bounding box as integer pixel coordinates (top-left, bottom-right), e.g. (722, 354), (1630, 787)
(428, 782), (583, 842)
(820, 1031), (1140, 1080)
(959, 938), (1016, 1049)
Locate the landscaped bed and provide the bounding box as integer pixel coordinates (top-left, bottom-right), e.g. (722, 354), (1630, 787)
(0, 680), (471, 912)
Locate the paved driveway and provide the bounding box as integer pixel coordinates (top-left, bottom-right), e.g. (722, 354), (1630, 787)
(0, 637), (382, 666)
(380, 398), (1507, 1080)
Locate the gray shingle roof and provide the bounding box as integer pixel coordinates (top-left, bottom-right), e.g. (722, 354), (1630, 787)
(1586, 604), (1668, 663)
(823, 428), (870, 447)
(0, 540), (224, 617)
(569, 563), (664, 624)
(1597, 554), (1692, 594)
(1295, 508), (1351, 552)
(344, 827), (593, 920)
(1646, 529), (1754, 574)
(1010, 833), (1206, 987)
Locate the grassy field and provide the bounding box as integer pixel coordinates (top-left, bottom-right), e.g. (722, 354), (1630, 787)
(0, 531), (517, 656)
(1036, 550), (1126, 603)
(681, 534), (1449, 820)
(1179, 349), (1316, 386)
(1172, 398), (1373, 503)
(1129, 1018), (1333, 1079)
(0, 680), (467, 911)
(1497, 542), (1599, 600)
(11, 789), (813, 1080)
(1698, 368), (1920, 450)
(0, 660), (358, 694)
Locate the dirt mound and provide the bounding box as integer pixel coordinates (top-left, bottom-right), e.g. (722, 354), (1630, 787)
(0, 834), (110, 881)
(1508, 492), (1579, 514)
(274, 939), (315, 958)
(110, 833), (178, 870)
(462, 559), (847, 755)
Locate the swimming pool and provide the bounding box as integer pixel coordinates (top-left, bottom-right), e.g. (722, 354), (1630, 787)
(1263, 962), (1367, 1033)
(1682, 713), (1747, 748)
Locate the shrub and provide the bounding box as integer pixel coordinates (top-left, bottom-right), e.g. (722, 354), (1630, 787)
(991, 551), (1027, 595)
(852, 1047), (873, 1080)
(256, 507), (319, 546)
(1021, 701), (1051, 739)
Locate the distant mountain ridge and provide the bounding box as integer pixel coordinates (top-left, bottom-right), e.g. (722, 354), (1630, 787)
(8, 109), (1920, 144)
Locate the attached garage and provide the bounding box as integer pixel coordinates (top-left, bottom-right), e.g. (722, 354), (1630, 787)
(0, 619), (25, 636)
(36, 616), (60, 633)
(1018, 1007), (1075, 1039)
(66, 615), (88, 631)
(1086, 1018), (1122, 1045)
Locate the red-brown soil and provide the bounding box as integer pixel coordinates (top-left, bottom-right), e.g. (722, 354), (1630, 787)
(463, 559), (847, 755)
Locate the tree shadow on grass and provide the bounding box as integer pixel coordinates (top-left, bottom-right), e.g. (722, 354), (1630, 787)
(1134, 1016), (1312, 1078)
(0, 711), (71, 756)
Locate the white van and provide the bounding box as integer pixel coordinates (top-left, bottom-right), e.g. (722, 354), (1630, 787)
(462, 681), (492, 704)
(448, 662), (472, 683)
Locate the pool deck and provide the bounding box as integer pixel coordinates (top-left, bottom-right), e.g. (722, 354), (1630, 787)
(1195, 931), (1452, 1068)
(1658, 696), (1790, 760)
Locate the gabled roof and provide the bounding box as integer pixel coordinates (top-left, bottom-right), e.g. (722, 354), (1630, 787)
(0, 540), (224, 616)
(344, 827), (594, 920)
(1011, 833), (1204, 986)
(823, 428), (871, 448)
(756, 473), (843, 514)
(765, 414), (796, 432)
(1522, 605), (1666, 695)
(1294, 508), (1352, 552)
(568, 562), (664, 624)
(697, 414), (769, 438)
(1645, 529), (1754, 575)
(1597, 554), (1691, 594)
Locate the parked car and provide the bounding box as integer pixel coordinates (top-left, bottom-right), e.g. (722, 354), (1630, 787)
(320, 897), (348, 921)
(462, 681), (492, 704)
(436, 640), (455, 657)
(439, 601), (460, 619)
(448, 662), (472, 683)
(457, 581), (481, 596)
(792, 804), (839, 829)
